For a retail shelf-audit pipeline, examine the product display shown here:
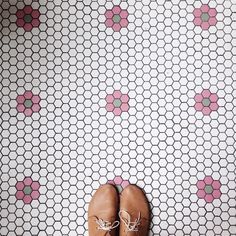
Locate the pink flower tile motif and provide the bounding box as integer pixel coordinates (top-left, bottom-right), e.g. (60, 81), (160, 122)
(108, 176), (130, 193)
(193, 5), (217, 30)
(105, 6), (128, 31)
(197, 176), (221, 203)
(16, 91), (41, 116)
(194, 89), (219, 115)
(106, 91), (129, 116)
(15, 177), (40, 204)
(16, 6), (40, 31)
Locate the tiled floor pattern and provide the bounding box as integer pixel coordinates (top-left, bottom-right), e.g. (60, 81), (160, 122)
(0, 0), (236, 235)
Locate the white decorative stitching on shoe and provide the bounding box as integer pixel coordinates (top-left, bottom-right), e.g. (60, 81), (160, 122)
(96, 218), (120, 232)
(119, 210), (141, 232)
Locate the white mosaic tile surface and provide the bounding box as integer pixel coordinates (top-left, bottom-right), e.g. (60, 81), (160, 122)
(0, 0), (236, 235)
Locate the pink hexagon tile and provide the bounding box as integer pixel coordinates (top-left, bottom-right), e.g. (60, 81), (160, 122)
(16, 91), (41, 116)
(108, 176), (130, 193)
(15, 177), (40, 204)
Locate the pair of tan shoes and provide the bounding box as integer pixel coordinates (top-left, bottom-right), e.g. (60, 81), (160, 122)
(88, 184), (150, 236)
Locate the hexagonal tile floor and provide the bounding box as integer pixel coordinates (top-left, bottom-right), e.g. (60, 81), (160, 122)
(0, 0), (236, 236)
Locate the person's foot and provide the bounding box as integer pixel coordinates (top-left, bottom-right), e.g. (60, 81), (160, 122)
(119, 185), (150, 236)
(88, 184), (120, 236)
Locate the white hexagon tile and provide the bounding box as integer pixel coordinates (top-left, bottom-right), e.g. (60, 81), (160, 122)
(0, 0), (236, 236)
